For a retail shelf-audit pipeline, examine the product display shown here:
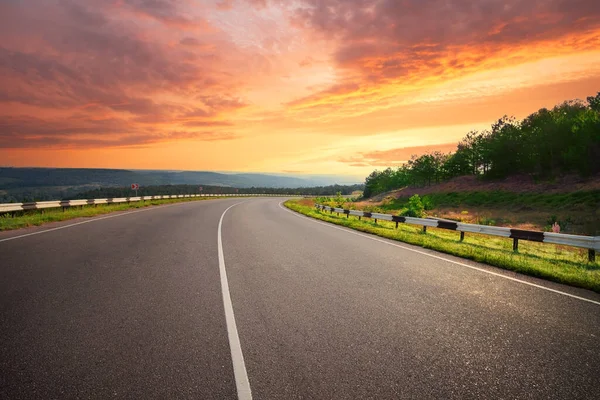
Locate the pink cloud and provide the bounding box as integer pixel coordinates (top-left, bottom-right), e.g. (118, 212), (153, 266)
(287, 0), (600, 108)
(0, 0), (253, 148)
(340, 143), (459, 167)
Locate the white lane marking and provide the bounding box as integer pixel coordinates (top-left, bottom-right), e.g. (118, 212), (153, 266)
(279, 202), (600, 307)
(218, 203), (252, 400)
(0, 199), (233, 244)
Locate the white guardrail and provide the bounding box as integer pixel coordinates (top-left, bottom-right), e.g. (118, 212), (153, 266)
(0, 194), (303, 214)
(315, 204), (600, 262)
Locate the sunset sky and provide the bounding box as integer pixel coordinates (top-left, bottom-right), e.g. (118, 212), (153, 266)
(1, 0), (599, 179)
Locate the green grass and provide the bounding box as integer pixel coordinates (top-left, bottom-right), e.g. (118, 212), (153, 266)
(384, 190), (600, 211)
(354, 190), (600, 235)
(284, 199), (600, 293)
(0, 197), (232, 231)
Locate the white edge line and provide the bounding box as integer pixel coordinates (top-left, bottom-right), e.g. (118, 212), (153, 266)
(0, 204), (172, 243)
(218, 203), (252, 400)
(278, 201), (600, 307)
(0, 198), (234, 244)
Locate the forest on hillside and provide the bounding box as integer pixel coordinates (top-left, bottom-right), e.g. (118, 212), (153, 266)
(363, 92), (600, 198)
(71, 184), (364, 200)
(0, 168), (361, 202)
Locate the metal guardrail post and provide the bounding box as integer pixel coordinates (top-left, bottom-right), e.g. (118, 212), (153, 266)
(313, 203), (598, 257)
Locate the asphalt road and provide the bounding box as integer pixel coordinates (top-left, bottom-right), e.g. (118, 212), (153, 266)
(1, 198), (599, 399)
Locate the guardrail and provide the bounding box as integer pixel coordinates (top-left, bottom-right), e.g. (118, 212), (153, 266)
(315, 204), (600, 262)
(0, 194), (303, 214)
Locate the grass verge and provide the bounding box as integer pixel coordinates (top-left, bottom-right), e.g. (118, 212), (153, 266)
(349, 190), (600, 235)
(284, 199), (600, 293)
(0, 197), (232, 231)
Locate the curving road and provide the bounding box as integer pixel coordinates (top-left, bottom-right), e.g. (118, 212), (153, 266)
(1, 198), (599, 399)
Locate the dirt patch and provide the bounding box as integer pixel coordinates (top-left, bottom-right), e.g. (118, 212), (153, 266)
(296, 198), (316, 207)
(428, 207), (592, 234)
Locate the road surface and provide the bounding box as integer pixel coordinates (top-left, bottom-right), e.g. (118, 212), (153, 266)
(1, 198), (599, 399)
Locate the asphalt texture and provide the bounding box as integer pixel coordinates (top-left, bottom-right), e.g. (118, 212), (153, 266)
(1, 198), (600, 399)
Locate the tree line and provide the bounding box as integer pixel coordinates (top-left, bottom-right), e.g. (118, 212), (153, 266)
(70, 184), (364, 200)
(363, 92), (600, 198)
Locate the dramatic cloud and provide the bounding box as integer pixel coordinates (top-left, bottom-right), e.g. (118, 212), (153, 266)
(340, 143), (460, 167)
(119, 0), (210, 30)
(288, 0), (600, 110)
(0, 0), (599, 174)
(0, 114), (238, 148)
(0, 0), (256, 148)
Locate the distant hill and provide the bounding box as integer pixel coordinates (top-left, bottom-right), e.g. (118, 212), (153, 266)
(72, 183), (365, 200)
(0, 168), (361, 202)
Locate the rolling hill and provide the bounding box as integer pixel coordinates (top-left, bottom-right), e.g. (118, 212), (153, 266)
(0, 168), (361, 202)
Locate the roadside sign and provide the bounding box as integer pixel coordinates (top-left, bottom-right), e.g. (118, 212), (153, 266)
(131, 183), (139, 190)
(199, 186), (203, 192)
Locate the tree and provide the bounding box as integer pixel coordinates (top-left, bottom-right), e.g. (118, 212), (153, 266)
(358, 91), (600, 198)
(486, 116), (524, 178)
(587, 92), (600, 112)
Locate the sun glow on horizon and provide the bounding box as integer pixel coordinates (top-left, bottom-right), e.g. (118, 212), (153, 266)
(1, 0), (600, 176)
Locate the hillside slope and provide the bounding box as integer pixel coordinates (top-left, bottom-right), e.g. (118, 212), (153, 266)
(356, 175), (600, 236)
(367, 175), (600, 201)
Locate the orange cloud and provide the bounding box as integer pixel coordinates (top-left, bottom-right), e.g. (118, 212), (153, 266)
(287, 0), (600, 112)
(0, 0), (258, 149)
(1, 0), (600, 176)
(339, 143), (459, 167)
(116, 0), (213, 31)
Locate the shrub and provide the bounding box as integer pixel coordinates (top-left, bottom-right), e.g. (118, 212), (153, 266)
(422, 196), (434, 210)
(401, 194), (425, 218)
(547, 215), (559, 225)
(334, 191), (346, 208)
(480, 217), (496, 226)
(544, 215), (573, 232)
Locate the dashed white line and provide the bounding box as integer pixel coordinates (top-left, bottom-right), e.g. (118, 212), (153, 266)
(218, 203), (252, 400)
(279, 201), (600, 307)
